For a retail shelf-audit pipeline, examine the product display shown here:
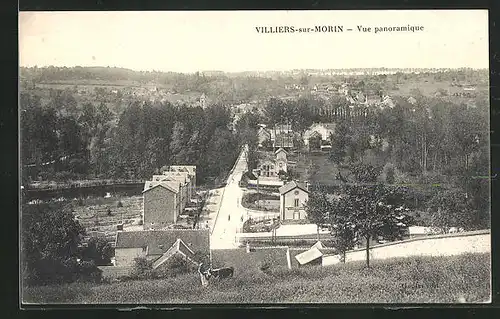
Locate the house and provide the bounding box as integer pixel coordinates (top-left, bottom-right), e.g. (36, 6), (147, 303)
(279, 181), (309, 220)
(164, 165), (197, 189)
(257, 126), (272, 146)
(161, 171), (192, 206)
(273, 132), (294, 150)
(275, 148), (288, 173)
(304, 123), (336, 147)
(151, 238), (199, 270)
(257, 148), (290, 178)
(258, 158), (278, 178)
(114, 229), (210, 267)
(143, 181), (181, 229)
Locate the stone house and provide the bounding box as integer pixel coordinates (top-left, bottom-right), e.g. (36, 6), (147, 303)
(279, 181), (309, 220)
(257, 148), (289, 178)
(114, 229), (210, 267)
(165, 165), (197, 189)
(142, 181), (180, 229)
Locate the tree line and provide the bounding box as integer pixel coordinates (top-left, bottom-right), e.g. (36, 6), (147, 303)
(21, 90), (240, 186)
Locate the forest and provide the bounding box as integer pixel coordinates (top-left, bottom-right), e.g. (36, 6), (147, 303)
(20, 91), (241, 186)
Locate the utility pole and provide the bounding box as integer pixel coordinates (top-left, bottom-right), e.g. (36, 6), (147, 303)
(257, 172), (260, 209)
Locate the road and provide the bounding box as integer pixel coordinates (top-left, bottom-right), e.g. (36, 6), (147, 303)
(210, 145), (249, 249)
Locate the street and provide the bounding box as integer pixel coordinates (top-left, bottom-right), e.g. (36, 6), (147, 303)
(210, 145), (249, 249)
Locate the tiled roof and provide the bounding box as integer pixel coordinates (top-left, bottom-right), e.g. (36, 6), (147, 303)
(152, 238), (197, 269)
(143, 181), (179, 193)
(115, 229), (210, 257)
(161, 171), (190, 184)
(279, 181), (309, 195)
(295, 247), (323, 265)
(274, 147), (289, 155)
(167, 165), (196, 176)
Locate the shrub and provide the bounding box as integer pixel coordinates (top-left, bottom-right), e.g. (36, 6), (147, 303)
(117, 201), (123, 208)
(258, 260), (271, 274)
(156, 255), (197, 278)
(131, 257), (154, 279)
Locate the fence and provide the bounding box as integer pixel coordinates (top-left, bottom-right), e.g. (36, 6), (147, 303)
(322, 229), (491, 266)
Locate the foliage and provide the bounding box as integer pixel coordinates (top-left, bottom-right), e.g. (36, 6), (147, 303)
(79, 237), (114, 266)
(22, 203), (102, 285)
(324, 184), (412, 267)
(427, 190), (479, 233)
(348, 162), (383, 184)
(305, 192), (330, 238)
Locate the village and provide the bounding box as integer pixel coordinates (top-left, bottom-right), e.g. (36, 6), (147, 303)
(88, 78), (486, 282)
(21, 66), (490, 293)
(20, 10), (491, 304)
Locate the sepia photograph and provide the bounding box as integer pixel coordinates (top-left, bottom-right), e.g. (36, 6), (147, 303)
(19, 10), (491, 304)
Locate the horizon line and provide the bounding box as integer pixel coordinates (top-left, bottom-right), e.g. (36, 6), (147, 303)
(19, 64), (489, 74)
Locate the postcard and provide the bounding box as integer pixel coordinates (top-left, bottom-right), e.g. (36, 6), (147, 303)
(19, 10), (490, 305)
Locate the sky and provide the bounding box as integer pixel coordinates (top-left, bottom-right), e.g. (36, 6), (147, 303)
(19, 10), (489, 73)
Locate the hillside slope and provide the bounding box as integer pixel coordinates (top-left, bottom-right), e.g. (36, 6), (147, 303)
(23, 253), (490, 304)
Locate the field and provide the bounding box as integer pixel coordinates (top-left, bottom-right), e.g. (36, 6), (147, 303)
(23, 253), (490, 304)
(73, 195), (143, 240)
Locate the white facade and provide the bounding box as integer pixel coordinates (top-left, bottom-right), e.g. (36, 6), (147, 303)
(279, 184), (309, 220)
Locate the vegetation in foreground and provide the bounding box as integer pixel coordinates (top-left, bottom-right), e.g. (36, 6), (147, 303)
(23, 253), (490, 304)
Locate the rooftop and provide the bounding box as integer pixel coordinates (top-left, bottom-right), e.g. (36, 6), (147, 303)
(115, 229), (210, 256)
(143, 181), (180, 193)
(295, 247), (323, 265)
(279, 181), (309, 195)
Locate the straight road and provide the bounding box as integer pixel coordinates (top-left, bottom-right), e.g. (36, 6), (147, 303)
(210, 145), (249, 249)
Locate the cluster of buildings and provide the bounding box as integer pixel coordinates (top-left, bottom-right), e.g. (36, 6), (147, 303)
(113, 228), (210, 268)
(109, 165), (211, 270)
(257, 122), (337, 152)
(251, 148), (310, 222)
(142, 165), (197, 230)
(257, 124), (296, 150)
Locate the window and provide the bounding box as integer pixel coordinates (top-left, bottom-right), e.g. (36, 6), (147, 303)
(294, 198), (299, 207)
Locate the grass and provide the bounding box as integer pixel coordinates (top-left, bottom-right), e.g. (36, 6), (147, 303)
(23, 252), (490, 304)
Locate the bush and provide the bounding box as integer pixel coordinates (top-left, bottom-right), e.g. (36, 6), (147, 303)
(117, 201), (123, 208)
(131, 257), (154, 279)
(258, 260), (271, 273)
(156, 255), (197, 278)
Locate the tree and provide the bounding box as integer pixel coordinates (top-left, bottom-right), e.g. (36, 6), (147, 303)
(305, 191), (330, 241)
(329, 123), (349, 165)
(80, 237), (114, 266)
(427, 190), (478, 234)
(329, 184), (411, 268)
(349, 162), (382, 184)
(22, 202), (101, 285)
